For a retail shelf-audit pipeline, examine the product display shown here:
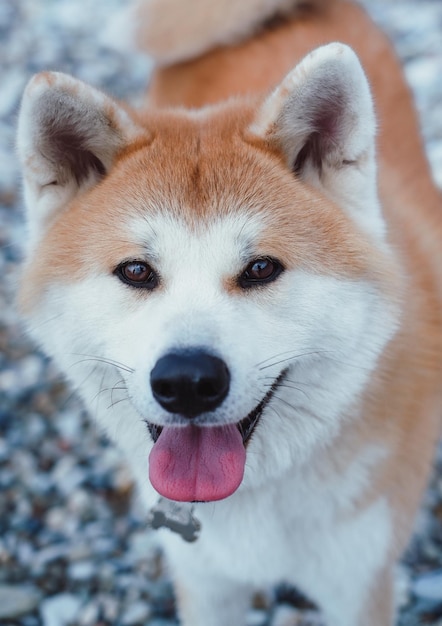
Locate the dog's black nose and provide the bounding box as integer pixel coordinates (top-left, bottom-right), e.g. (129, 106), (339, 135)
(150, 350), (230, 418)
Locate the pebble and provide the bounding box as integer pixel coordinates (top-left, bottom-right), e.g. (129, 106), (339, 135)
(127, 529), (159, 563)
(412, 570), (442, 602)
(40, 593), (82, 626)
(55, 410), (83, 443)
(0, 584), (41, 619)
(66, 488), (94, 517)
(67, 539), (93, 562)
(34, 544), (70, 569)
(76, 600), (100, 626)
(271, 605), (303, 626)
(0, 437), (8, 461)
(395, 565), (412, 609)
(120, 600), (152, 625)
(271, 606), (324, 626)
(98, 594), (120, 621)
(67, 560), (96, 582)
(247, 609), (269, 626)
(51, 455), (87, 495)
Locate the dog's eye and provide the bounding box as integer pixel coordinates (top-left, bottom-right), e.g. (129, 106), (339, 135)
(238, 257), (284, 288)
(115, 261), (159, 289)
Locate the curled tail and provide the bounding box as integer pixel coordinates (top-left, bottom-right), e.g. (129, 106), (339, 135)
(129, 0), (326, 65)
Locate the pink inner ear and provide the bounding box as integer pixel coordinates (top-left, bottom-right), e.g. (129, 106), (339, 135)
(292, 89), (346, 175)
(35, 88), (110, 186)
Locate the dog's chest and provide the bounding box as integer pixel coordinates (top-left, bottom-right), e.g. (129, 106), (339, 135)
(162, 445), (391, 589)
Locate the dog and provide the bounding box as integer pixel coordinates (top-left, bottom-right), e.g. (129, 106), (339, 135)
(17, 0), (442, 624)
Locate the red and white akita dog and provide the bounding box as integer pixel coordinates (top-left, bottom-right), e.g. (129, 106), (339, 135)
(17, 0), (442, 624)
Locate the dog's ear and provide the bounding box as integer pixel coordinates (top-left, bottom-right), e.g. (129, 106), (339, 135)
(17, 72), (145, 246)
(250, 43), (384, 239)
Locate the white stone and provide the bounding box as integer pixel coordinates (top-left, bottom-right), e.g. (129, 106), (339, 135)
(0, 584), (41, 619)
(51, 455), (86, 494)
(271, 605), (300, 626)
(247, 608), (268, 626)
(127, 529), (159, 563)
(40, 593), (82, 626)
(68, 560), (96, 581)
(412, 570), (442, 601)
(120, 600), (151, 625)
(0, 70), (26, 118)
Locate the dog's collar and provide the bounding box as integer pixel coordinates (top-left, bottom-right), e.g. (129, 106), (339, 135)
(148, 497), (201, 542)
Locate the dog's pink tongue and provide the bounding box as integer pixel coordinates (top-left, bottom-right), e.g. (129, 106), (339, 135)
(149, 424), (246, 502)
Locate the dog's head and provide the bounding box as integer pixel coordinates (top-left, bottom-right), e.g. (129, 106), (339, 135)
(17, 44), (400, 503)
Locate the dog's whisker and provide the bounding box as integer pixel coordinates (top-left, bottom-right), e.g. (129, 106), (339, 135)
(111, 381), (128, 407)
(256, 349), (315, 368)
(262, 381), (311, 401)
(265, 403), (285, 425)
(95, 370), (107, 416)
(260, 375), (313, 389)
(272, 394), (302, 413)
(258, 349), (334, 371)
(58, 363), (100, 411)
(260, 373), (309, 381)
(258, 349), (372, 374)
(91, 381), (127, 403)
(273, 395), (326, 423)
(70, 353), (134, 374)
(25, 313), (64, 333)
(107, 397), (130, 411)
(323, 355), (372, 372)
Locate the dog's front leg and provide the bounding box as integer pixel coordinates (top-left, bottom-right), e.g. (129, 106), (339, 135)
(172, 571), (253, 626)
(319, 564), (395, 626)
(358, 566), (395, 626)
(289, 497), (396, 626)
(165, 541), (253, 626)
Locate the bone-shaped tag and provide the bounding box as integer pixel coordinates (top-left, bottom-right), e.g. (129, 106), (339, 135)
(148, 497), (201, 542)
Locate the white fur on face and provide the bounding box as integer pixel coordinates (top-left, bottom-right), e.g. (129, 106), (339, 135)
(26, 208), (398, 494)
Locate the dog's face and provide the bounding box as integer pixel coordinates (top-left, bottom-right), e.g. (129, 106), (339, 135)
(18, 44), (399, 503)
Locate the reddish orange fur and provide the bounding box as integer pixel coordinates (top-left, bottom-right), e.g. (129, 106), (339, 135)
(21, 104), (393, 307)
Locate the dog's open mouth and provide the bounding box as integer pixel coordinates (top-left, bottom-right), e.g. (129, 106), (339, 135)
(236, 369), (287, 444)
(147, 370), (286, 503)
(147, 369), (286, 445)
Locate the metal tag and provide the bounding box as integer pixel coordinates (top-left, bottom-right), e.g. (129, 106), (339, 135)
(148, 497), (201, 542)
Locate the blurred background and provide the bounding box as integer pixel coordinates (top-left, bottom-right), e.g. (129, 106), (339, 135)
(0, 1), (441, 625)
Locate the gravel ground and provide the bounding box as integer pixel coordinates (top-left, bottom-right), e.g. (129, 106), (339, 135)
(0, 1), (441, 625)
